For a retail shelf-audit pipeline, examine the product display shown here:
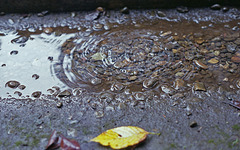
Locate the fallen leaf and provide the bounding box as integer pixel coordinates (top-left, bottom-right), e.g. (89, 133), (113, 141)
(60, 135), (81, 150)
(46, 130), (80, 150)
(46, 130), (60, 150)
(90, 126), (149, 149)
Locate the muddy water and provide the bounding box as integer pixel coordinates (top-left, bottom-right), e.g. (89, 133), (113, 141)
(0, 8), (240, 103)
(62, 20), (240, 93)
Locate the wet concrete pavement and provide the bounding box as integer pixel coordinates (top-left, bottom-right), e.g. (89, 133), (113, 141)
(0, 7), (240, 150)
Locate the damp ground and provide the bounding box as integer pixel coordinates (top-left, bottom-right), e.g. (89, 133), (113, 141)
(0, 7), (240, 150)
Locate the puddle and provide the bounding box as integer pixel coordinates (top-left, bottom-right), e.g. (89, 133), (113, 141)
(0, 9), (240, 100)
(0, 30), (76, 98)
(54, 20), (240, 96)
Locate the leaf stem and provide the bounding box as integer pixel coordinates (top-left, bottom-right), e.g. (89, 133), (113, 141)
(148, 132), (161, 136)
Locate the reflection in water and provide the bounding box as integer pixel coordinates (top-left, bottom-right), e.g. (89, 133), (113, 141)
(0, 31), (75, 98)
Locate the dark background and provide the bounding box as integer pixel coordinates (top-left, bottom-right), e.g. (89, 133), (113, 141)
(1, 0), (240, 13)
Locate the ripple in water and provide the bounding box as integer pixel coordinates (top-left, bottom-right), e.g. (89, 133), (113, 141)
(53, 27), (191, 93)
(53, 21), (240, 95)
(0, 30), (76, 98)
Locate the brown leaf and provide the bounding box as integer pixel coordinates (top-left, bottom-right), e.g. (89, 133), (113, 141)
(45, 130), (60, 150)
(60, 135), (81, 150)
(46, 130), (80, 150)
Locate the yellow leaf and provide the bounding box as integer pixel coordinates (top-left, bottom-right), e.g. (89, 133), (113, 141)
(91, 126), (149, 149)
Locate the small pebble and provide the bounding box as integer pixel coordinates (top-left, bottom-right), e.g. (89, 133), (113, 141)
(160, 31), (172, 37)
(10, 50), (18, 55)
(93, 24), (103, 31)
(111, 83), (124, 92)
(222, 7), (229, 12)
(47, 89), (54, 94)
(14, 91), (22, 96)
(91, 78), (102, 85)
(120, 7), (129, 14)
(32, 91), (42, 98)
(232, 26), (238, 31)
(8, 19), (14, 25)
(18, 85), (26, 90)
(176, 6), (189, 13)
(96, 7), (104, 12)
(48, 56), (53, 61)
(157, 11), (166, 17)
(198, 127), (202, 132)
(11, 36), (28, 44)
(129, 76), (138, 81)
(67, 128), (77, 137)
(194, 60), (208, 69)
(95, 110), (104, 118)
(56, 102), (63, 108)
(186, 112), (192, 116)
(37, 10), (49, 17)
(214, 51), (220, 56)
(104, 23), (111, 31)
(32, 74), (40, 80)
(223, 78), (228, 82)
(58, 90), (72, 97)
(208, 58), (219, 64)
(43, 27), (53, 34)
(66, 99), (71, 103)
(71, 12), (76, 17)
(190, 121), (198, 128)
(194, 82), (206, 91)
(174, 78), (185, 90)
(231, 56), (240, 63)
(161, 85), (175, 95)
(143, 78), (158, 88)
(195, 38), (204, 44)
(5, 81), (20, 89)
(211, 4), (221, 10)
